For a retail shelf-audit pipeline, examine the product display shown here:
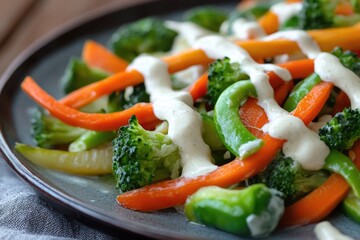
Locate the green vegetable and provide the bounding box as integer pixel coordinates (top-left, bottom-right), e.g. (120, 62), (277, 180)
(69, 130), (116, 152)
(31, 108), (87, 148)
(15, 143), (112, 175)
(343, 190), (360, 224)
(206, 57), (248, 106)
(299, 0), (337, 30)
(112, 116), (181, 193)
(332, 47), (360, 77)
(214, 80), (263, 159)
(283, 73), (322, 112)
(184, 6), (227, 32)
(324, 149), (360, 198)
(61, 58), (110, 94)
(250, 152), (328, 204)
(252, 149), (360, 203)
(280, 16), (300, 30)
(184, 184), (284, 237)
(333, 13), (360, 27)
(107, 84), (150, 112)
(319, 108), (360, 151)
(201, 113), (225, 150)
(109, 18), (178, 62)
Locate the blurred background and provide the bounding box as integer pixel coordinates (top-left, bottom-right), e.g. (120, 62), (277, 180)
(0, 0), (147, 76)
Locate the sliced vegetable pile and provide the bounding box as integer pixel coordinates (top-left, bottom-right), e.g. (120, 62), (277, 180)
(15, 0), (360, 238)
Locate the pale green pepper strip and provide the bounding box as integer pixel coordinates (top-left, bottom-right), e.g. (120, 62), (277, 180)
(15, 143), (112, 175)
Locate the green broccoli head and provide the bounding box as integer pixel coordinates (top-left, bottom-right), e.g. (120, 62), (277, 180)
(183, 6), (227, 32)
(319, 108), (360, 151)
(299, 0), (337, 30)
(31, 108), (87, 148)
(250, 152), (328, 204)
(107, 84), (149, 112)
(332, 47), (360, 77)
(112, 116), (181, 193)
(61, 58), (110, 94)
(109, 18), (178, 62)
(206, 57), (248, 106)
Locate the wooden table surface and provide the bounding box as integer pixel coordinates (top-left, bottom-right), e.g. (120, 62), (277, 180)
(0, 0), (148, 79)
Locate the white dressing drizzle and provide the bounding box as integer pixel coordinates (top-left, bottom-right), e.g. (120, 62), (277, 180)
(232, 18), (266, 40)
(194, 35), (328, 170)
(128, 55), (217, 178)
(315, 52), (360, 109)
(264, 30), (321, 59)
(270, 2), (302, 25)
(154, 100), (218, 177)
(263, 115), (329, 170)
(315, 221), (354, 240)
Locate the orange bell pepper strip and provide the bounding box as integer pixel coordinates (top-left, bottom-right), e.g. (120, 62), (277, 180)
(21, 77), (159, 131)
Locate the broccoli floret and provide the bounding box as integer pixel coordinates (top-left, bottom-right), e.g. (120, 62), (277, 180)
(109, 18), (178, 62)
(112, 116), (181, 193)
(107, 84), (150, 112)
(61, 58), (110, 94)
(332, 47), (360, 77)
(31, 108), (87, 148)
(206, 57), (248, 106)
(319, 108), (360, 151)
(183, 6), (227, 32)
(250, 152), (328, 203)
(299, 0), (337, 30)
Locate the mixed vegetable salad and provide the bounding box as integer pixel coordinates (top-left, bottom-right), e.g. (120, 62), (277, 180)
(15, 0), (360, 238)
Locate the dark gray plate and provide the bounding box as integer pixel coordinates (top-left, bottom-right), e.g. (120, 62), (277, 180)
(0, 0), (359, 239)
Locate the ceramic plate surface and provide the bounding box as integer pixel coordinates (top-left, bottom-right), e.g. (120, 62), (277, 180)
(0, 0), (359, 239)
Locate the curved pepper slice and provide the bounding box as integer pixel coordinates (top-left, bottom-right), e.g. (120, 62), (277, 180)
(214, 80), (263, 158)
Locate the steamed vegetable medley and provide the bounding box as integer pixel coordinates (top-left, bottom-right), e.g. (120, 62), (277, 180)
(16, 0), (360, 238)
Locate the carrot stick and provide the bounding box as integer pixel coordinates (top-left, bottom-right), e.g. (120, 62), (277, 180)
(257, 11), (279, 35)
(335, 2), (354, 15)
(279, 174), (350, 227)
(274, 81), (294, 105)
(239, 97), (268, 138)
(332, 91), (350, 115)
(21, 77), (158, 131)
(58, 24), (360, 109)
(116, 82), (332, 211)
(60, 70), (144, 109)
(188, 73), (208, 101)
(82, 40), (128, 73)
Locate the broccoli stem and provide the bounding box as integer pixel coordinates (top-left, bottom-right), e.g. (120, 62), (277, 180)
(68, 130), (116, 152)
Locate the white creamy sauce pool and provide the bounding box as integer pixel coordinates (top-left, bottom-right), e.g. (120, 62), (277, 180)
(315, 221), (354, 240)
(270, 2), (302, 25)
(315, 52), (360, 109)
(128, 55), (217, 178)
(194, 35), (328, 170)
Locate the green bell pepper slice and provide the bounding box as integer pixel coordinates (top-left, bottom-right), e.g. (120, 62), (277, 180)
(283, 73), (321, 112)
(214, 80), (263, 159)
(343, 190), (360, 224)
(184, 184), (284, 237)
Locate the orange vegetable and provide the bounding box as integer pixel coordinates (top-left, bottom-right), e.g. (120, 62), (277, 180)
(257, 11), (279, 35)
(332, 91), (350, 115)
(116, 82), (332, 211)
(280, 138), (360, 228)
(335, 2), (354, 16)
(21, 77), (159, 131)
(82, 40), (128, 73)
(58, 25), (360, 109)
